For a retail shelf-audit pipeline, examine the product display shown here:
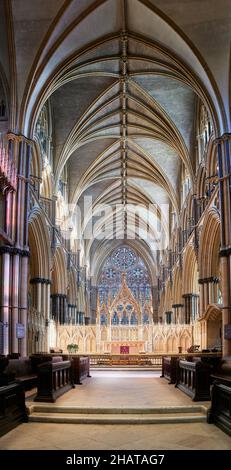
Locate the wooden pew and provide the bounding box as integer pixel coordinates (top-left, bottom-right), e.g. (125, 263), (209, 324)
(0, 383), (27, 437)
(34, 359), (74, 402)
(161, 356), (178, 384)
(208, 357), (231, 436)
(67, 356), (91, 385)
(176, 359), (211, 401)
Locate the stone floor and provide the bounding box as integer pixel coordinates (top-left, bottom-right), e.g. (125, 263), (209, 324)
(26, 370), (210, 409)
(0, 370), (231, 450)
(1, 422), (231, 450)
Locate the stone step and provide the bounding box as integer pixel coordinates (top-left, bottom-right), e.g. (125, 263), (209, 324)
(28, 405), (208, 415)
(28, 411), (207, 424)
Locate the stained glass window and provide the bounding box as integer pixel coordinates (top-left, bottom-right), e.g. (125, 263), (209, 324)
(121, 312), (129, 325)
(35, 104), (50, 160)
(112, 312), (119, 325)
(143, 312), (149, 324)
(111, 246), (137, 270)
(131, 312), (138, 325)
(100, 314), (107, 325)
(98, 245), (152, 323)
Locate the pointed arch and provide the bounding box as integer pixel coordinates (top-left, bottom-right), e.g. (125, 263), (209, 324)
(68, 268), (77, 305)
(52, 246), (68, 295)
(28, 207), (52, 279)
(172, 267), (182, 305)
(182, 244), (199, 295)
(198, 208), (220, 279)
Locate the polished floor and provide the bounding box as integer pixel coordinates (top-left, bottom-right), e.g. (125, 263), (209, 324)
(26, 370), (210, 409)
(0, 370), (231, 450)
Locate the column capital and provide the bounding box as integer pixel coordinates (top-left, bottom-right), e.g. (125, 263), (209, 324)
(215, 133), (231, 144)
(50, 293), (67, 299)
(219, 246), (231, 258)
(30, 277), (51, 285)
(7, 132), (34, 145)
(0, 246), (30, 257)
(198, 276), (219, 284)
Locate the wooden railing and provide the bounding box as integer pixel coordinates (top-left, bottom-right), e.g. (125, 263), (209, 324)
(34, 360), (74, 402)
(207, 357), (231, 435)
(88, 354), (163, 367)
(87, 352), (221, 368)
(175, 359), (212, 401)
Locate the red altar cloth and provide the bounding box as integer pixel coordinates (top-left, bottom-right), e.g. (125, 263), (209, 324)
(120, 346), (129, 354)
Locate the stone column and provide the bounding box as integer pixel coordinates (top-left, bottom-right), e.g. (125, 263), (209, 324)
(68, 304), (77, 324)
(182, 294), (198, 324)
(172, 304), (184, 324)
(0, 134), (32, 356)
(53, 294), (68, 324)
(183, 294), (190, 324)
(199, 278), (210, 314)
(204, 282), (209, 309)
(90, 285), (97, 324)
(31, 278), (51, 352)
(152, 285), (159, 323)
(165, 311), (172, 324)
(199, 282), (205, 315)
(19, 253), (29, 357)
(11, 252), (20, 353)
(68, 304), (72, 324)
(216, 134), (231, 356)
(0, 249), (10, 355)
(192, 294), (199, 322)
(206, 277), (219, 304)
(45, 281), (51, 351)
(15, 135), (32, 356)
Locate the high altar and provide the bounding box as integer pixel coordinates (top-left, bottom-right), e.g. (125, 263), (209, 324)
(56, 274), (193, 355)
(96, 273), (151, 353)
(103, 342), (145, 354)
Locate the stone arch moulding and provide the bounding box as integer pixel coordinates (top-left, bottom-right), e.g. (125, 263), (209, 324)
(198, 208), (220, 280)
(28, 207), (52, 280)
(51, 246), (68, 295)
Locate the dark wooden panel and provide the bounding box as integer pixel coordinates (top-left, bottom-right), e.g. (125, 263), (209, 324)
(0, 383), (27, 437)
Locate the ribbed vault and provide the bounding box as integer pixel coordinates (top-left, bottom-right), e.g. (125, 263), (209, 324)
(19, 0), (229, 276)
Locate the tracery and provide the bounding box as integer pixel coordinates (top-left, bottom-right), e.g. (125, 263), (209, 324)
(97, 246), (152, 325)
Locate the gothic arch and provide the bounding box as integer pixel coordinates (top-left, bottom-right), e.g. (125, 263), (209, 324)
(68, 268), (77, 306)
(28, 207), (51, 279)
(40, 165), (53, 200)
(28, 208), (51, 353)
(206, 137), (217, 179)
(30, 141), (42, 186)
(92, 240), (156, 286)
(199, 304), (222, 351)
(198, 209), (220, 279)
(182, 244), (199, 295)
(51, 246), (68, 295)
(164, 280), (173, 313)
(196, 164), (206, 200)
(172, 267), (182, 305)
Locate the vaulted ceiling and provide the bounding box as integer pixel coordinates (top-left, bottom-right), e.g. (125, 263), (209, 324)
(49, 30), (196, 263)
(1, 0), (230, 277)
